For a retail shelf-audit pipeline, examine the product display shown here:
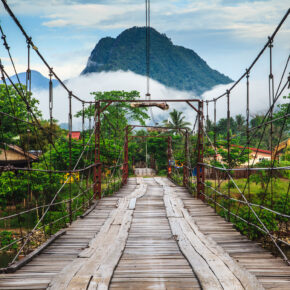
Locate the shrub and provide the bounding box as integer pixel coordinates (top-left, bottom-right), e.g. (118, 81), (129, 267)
(226, 181), (235, 189)
(0, 231), (18, 250)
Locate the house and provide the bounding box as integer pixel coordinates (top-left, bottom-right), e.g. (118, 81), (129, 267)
(247, 147), (272, 164)
(233, 145), (272, 165)
(67, 131), (81, 140)
(206, 145), (272, 166)
(0, 144), (38, 168)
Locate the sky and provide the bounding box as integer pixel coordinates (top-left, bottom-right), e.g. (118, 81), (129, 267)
(0, 0), (289, 126)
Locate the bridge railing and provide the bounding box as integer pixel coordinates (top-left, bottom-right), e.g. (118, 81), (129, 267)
(171, 159), (289, 264)
(0, 160), (125, 270)
(193, 10), (289, 263)
(170, 8), (290, 264)
(0, 0), (128, 269)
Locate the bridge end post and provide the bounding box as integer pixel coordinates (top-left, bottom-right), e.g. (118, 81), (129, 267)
(94, 101), (102, 199)
(196, 101), (205, 200)
(122, 126), (129, 185)
(167, 136), (172, 178)
(183, 130), (189, 187)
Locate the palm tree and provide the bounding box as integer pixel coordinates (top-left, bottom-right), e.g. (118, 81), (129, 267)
(163, 109), (191, 135)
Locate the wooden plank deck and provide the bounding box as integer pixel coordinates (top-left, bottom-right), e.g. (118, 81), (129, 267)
(110, 178), (200, 289)
(0, 177), (289, 290)
(160, 178), (290, 290)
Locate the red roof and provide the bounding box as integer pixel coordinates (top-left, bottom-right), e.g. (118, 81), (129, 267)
(67, 131), (81, 140)
(232, 145), (271, 155)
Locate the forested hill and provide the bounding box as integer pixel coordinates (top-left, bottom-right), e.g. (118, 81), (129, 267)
(82, 27), (232, 95)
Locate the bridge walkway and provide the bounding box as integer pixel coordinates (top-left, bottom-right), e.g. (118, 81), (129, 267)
(110, 177), (200, 289)
(0, 177), (289, 289)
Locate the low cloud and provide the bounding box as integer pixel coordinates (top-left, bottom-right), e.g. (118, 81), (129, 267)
(202, 77), (289, 121)
(33, 71), (198, 130)
(33, 70), (289, 131)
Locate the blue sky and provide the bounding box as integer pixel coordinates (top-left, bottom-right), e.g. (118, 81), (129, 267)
(0, 0), (289, 80)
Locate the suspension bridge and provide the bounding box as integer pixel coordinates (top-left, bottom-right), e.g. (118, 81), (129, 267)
(0, 1), (289, 289)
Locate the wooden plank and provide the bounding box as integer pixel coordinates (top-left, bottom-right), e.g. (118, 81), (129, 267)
(128, 198), (136, 210)
(88, 211), (133, 289)
(48, 180), (146, 290)
(161, 177), (290, 290)
(110, 177), (201, 290)
(164, 206), (222, 289)
(176, 197), (263, 290)
(80, 200), (98, 218)
(158, 177), (264, 290)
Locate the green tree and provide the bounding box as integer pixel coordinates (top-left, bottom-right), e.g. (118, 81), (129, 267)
(0, 161), (62, 208)
(0, 84), (41, 145)
(20, 119), (65, 152)
(41, 137), (93, 171)
(205, 118), (214, 132)
(75, 91), (149, 147)
(204, 134), (250, 169)
(273, 94), (289, 137)
(250, 112), (286, 151)
(217, 141), (250, 168)
(235, 114), (246, 134)
(216, 117), (237, 136)
(75, 91), (150, 168)
(76, 91), (149, 127)
(147, 135), (168, 172)
(163, 109), (190, 134)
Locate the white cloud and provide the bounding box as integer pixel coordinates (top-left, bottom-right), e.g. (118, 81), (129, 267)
(42, 3), (144, 28)
(2, 0), (289, 41)
(202, 79), (289, 121)
(43, 1), (289, 42)
(32, 70), (289, 132)
(33, 71), (198, 129)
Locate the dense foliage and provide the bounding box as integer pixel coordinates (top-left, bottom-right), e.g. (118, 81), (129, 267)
(0, 84), (64, 150)
(206, 94), (289, 151)
(0, 84), (41, 144)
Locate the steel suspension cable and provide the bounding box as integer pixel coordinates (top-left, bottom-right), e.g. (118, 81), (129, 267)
(205, 8), (289, 103)
(0, 0), (94, 104)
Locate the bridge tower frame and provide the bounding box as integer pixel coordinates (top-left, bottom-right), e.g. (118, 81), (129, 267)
(196, 101), (205, 200)
(93, 99), (203, 199)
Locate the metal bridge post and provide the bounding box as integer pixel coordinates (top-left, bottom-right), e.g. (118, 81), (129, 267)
(94, 101), (102, 199)
(122, 126), (129, 185)
(214, 99), (217, 212)
(226, 90), (231, 221)
(68, 92), (73, 223)
(196, 101), (204, 200)
(167, 136), (172, 178)
(183, 130), (189, 187)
